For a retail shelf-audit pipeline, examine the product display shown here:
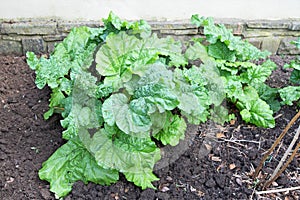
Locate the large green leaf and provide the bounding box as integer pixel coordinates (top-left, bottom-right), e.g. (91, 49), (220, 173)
(208, 40), (236, 62)
(238, 98), (275, 128)
(290, 69), (300, 84)
(279, 86), (300, 106)
(257, 84), (281, 112)
(117, 98), (152, 135)
(240, 59), (277, 86)
(137, 63), (175, 89)
(60, 71), (101, 139)
(236, 86), (275, 128)
(173, 68), (211, 124)
(102, 11), (151, 39)
(177, 92), (210, 124)
(124, 171), (159, 190)
(95, 31), (186, 90)
(225, 78), (243, 101)
(102, 82), (179, 135)
(27, 26), (96, 89)
(187, 61), (226, 106)
(43, 89), (66, 120)
(185, 41), (215, 65)
(61, 99), (103, 140)
(102, 93), (128, 126)
(153, 112), (187, 146)
(125, 63), (175, 96)
(39, 139), (119, 198)
(102, 94), (152, 134)
(150, 111), (167, 135)
(78, 126), (161, 189)
(26, 53), (70, 89)
(182, 65), (208, 87)
(26, 26), (97, 119)
(133, 83), (179, 113)
(216, 60), (257, 76)
(191, 15), (270, 61)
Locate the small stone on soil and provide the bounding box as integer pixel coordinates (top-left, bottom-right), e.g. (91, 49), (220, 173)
(40, 188), (52, 200)
(205, 178), (216, 188)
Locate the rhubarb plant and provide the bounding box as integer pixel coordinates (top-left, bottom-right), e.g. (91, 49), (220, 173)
(279, 38), (300, 105)
(189, 15), (275, 128)
(27, 13), (279, 198)
(254, 37), (300, 108)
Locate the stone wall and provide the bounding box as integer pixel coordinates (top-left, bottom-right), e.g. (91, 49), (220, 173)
(0, 18), (300, 55)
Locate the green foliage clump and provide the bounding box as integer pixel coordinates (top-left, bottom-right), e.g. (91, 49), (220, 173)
(278, 38), (300, 105)
(189, 15), (275, 128)
(27, 12), (280, 198)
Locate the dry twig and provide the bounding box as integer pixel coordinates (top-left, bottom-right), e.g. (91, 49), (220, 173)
(264, 124), (300, 188)
(255, 186), (300, 195)
(264, 142), (300, 188)
(253, 110), (300, 179)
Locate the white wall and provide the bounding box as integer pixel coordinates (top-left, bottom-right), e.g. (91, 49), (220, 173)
(1, 0), (299, 20)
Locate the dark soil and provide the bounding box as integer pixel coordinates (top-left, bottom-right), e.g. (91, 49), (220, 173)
(0, 55), (299, 200)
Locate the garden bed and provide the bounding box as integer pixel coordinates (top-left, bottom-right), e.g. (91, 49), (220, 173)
(0, 55), (299, 199)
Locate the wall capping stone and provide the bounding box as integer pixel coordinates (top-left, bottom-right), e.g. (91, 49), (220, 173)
(0, 18), (300, 55)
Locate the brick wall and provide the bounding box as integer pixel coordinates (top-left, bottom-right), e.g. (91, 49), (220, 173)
(0, 18), (300, 55)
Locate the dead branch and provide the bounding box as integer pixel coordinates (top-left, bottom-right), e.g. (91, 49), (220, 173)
(253, 109), (300, 179)
(255, 185), (300, 195)
(264, 124), (300, 188)
(264, 142), (300, 188)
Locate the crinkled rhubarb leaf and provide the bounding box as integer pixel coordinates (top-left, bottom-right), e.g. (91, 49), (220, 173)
(61, 99), (103, 140)
(27, 26), (96, 89)
(133, 83), (179, 113)
(257, 84), (281, 112)
(238, 98), (275, 128)
(96, 83), (114, 98)
(102, 93), (152, 135)
(216, 60), (257, 75)
(26, 26), (97, 119)
(103, 80), (179, 135)
(225, 78), (243, 101)
(290, 69), (300, 84)
(124, 171), (159, 190)
(236, 86), (275, 128)
(191, 15), (270, 61)
(185, 41), (215, 65)
(43, 89), (65, 120)
(78, 126), (161, 189)
(173, 68), (211, 124)
(102, 93), (128, 126)
(61, 71), (101, 139)
(279, 86), (300, 106)
(135, 63), (175, 90)
(117, 98), (152, 135)
(240, 59), (277, 86)
(185, 44), (226, 108)
(95, 31), (186, 90)
(102, 11), (151, 39)
(150, 111), (167, 135)
(153, 112), (187, 146)
(181, 65), (208, 87)
(39, 139), (119, 198)
(208, 40), (236, 62)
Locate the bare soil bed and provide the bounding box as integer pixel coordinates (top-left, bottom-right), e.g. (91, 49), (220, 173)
(0, 55), (299, 200)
